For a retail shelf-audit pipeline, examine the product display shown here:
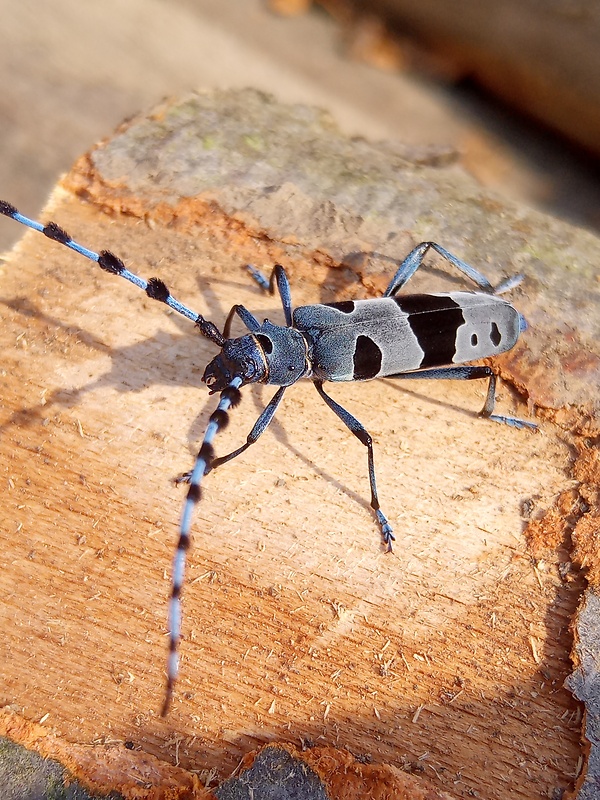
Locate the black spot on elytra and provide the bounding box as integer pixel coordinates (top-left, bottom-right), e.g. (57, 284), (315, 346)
(490, 321), (502, 347)
(394, 294), (464, 368)
(325, 300), (355, 314)
(471, 333), (478, 347)
(353, 335), (382, 380)
(394, 294), (460, 315)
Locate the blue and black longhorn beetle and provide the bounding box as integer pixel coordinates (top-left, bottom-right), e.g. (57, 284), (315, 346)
(0, 200), (536, 713)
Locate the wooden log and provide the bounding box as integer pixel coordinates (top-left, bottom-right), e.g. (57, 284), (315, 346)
(1, 88), (597, 799)
(320, 0), (600, 157)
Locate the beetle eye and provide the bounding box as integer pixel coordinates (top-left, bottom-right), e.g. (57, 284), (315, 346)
(256, 333), (273, 354)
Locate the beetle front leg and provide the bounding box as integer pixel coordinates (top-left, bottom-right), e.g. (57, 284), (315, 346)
(246, 264), (294, 327)
(210, 386), (287, 470)
(175, 386), (287, 484)
(223, 303), (261, 339)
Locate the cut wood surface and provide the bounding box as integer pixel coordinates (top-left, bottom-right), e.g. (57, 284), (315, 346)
(1, 90), (597, 800)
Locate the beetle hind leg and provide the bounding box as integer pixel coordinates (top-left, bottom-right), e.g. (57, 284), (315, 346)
(479, 370), (538, 430)
(387, 365), (538, 431)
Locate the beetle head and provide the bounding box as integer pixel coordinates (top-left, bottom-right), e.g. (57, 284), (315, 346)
(203, 334), (267, 393)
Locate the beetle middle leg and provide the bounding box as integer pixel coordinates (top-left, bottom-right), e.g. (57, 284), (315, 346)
(313, 380), (395, 551)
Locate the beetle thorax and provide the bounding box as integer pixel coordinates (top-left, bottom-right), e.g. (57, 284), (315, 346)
(254, 320), (310, 387)
(202, 321), (310, 392)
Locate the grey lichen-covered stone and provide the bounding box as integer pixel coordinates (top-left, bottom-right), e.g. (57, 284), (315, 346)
(565, 591), (600, 800)
(215, 746), (328, 800)
(0, 737), (123, 800)
(87, 88), (600, 420)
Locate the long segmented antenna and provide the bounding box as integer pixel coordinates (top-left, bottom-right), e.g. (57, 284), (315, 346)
(0, 201), (225, 346)
(1, 201), (242, 713)
(161, 376), (242, 715)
